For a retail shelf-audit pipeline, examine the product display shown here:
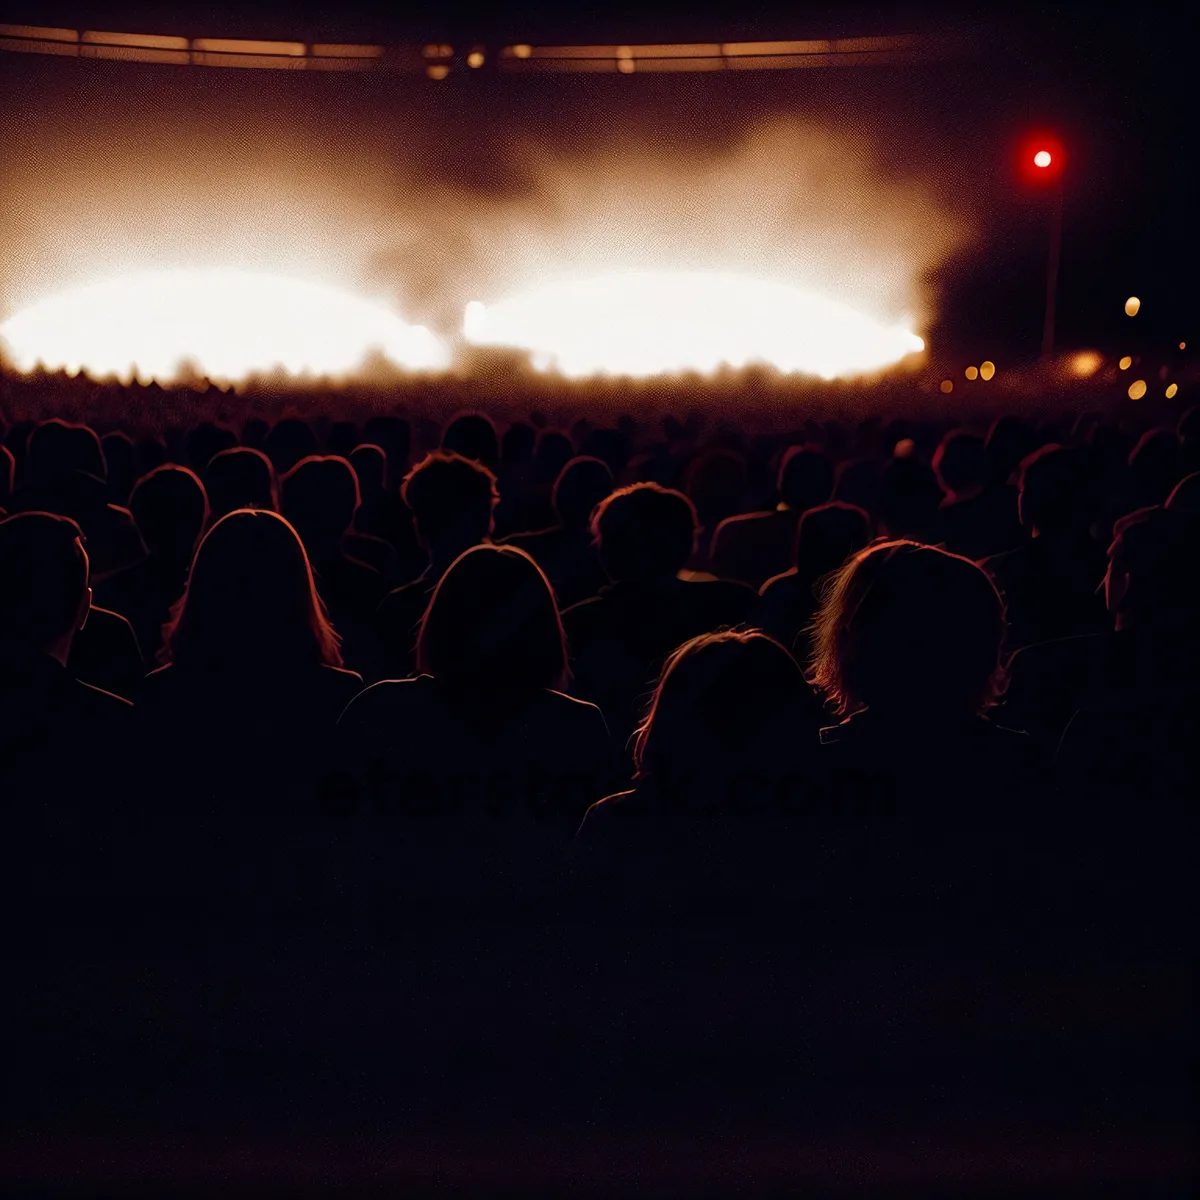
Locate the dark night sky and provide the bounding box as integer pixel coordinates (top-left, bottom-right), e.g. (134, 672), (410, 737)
(1, 1), (1194, 361)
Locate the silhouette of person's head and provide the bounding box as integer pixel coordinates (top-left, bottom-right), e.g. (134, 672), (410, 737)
(533, 430), (574, 485)
(28, 420), (107, 488)
(833, 456), (882, 514)
(281, 456), (360, 549)
(685, 449), (747, 533)
(185, 422), (237, 472)
(553, 456), (614, 529)
(580, 427), (632, 477)
(934, 430), (988, 499)
(986, 415), (1034, 486)
(1128, 428), (1182, 508)
(362, 415), (411, 476)
(264, 418), (318, 476)
(633, 630), (808, 786)
(877, 457), (943, 541)
(1014, 444), (1083, 534)
(502, 422), (536, 465)
(443, 412), (499, 472)
(1104, 506), (1198, 635)
(1165, 471), (1200, 515)
(778, 445), (834, 513)
(812, 540), (1006, 717)
(417, 544), (567, 692)
(327, 420), (359, 460)
(161, 509), (341, 671)
(794, 501), (871, 583)
(591, 483), (699, 584)
(402, 451), (498, 560)
(129, 465), (208, 564)
(100, 432), (136, 504)
(205, 447), (278, 518)
(241, 417), (270, 451)
(0, 512), (91, 664)
(350, 444), (387, 495)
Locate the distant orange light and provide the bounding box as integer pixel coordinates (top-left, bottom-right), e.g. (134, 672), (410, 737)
(965, 365), (979, 380)
(1180, 342), (1187, 350)
(1119, 355), (1132, 370)
(979, 360), (996, 381)
(1033, 150), (1052, 168)
(1124, 296), (1141, 317)
(940, 379), (953, 394)
(1070, 351), (1103, 377)
(467, 50), (485, 68)
(894, 438), (915, 458)
(1128, 379), (1147, 400)
(1166, 383), (1179, 399)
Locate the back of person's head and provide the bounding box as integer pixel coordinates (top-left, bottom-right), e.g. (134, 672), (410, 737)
(205, 447), (278, 518)
(442, 411), (499, 472)
(0, 444), (13, 505)
(1165, 471), (1200, 515)
(327, 420), (359, 460)
(281, 455), (360, 540)
(362, 415), (411, 472)
(240, 417), (270, 451)
(794, 501), (871, 581)
(580, 427), (632, 477)
(811, 540), (1006, 717)
(100, 432), (136, 504)
(1128, 428), (1182, 506)
(553, 456), (614, 528)
(417, 544), (567, 692)
(1015, 444), (1082, 533)
(350, 443), (387, 494)
(986, 415), (1033, 486)
(934, 430), (988, 497)
(833, 456), (881, 514)
(877, 456), (943, 539)
(402, 451), (498, 549)
(1105, 505), (1198, 633)
(161, 509), (341, 671)
(533, 430), (574, 483)
(28, 420), (106, 487)
(684, 449), (747, 530)
(185, 422), (237, 472)
(501, 421), (536, 465)
(591, 483), (699, 583)
(129, 465), (208, 561)
(264, 417), (318, 476)
(778, 444), (834, 513)
(634, 630), (808, 785)
(0, 512), (89, 655)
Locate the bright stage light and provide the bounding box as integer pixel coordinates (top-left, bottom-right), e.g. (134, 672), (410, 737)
(1069, 350), (1103, 377)
(0, 270), (449, 382)
(1033, 150), (1052, 168)
(462, 272), (925, 379)
(1124, 296), (1141, 316)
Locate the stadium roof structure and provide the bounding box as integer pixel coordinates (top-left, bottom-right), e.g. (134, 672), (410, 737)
(0, 23), (973, 74)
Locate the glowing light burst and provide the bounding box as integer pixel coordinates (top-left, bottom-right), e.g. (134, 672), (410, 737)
(463, 272), (925, 380)
(0, 270), (449, 382)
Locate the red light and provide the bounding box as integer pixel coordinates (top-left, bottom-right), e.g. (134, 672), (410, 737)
(1034, 150), (1052, 168)
(1019, 133), (1064, 184)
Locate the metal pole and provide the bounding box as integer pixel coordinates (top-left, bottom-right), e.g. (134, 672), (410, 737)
(1041, 180), (1063, 359)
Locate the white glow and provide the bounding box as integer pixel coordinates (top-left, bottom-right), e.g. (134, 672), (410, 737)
(0, 269), (449, 382)
(462, 272), (924, 379)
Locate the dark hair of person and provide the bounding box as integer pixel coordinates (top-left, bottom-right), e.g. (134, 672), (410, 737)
(160, 508), (341, 670)
(590, 482), (699, 582)
(416, 544), (567, 692)
(810, 540), (1006, 716)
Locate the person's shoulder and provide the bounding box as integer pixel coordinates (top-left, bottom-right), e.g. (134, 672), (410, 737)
(338, 674), (428, 723)
(73, 676), (134, 715)
(759, 567), (799, 597)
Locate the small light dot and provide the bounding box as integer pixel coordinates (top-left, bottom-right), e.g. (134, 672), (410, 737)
(1166, 383), (1179, 399)
(467, 50), (485, 68)
(965, 365), (979, 380)
(1180, 342), (1187, 351)
(940, 379), (953, 394)
(1125, 296), (1141, 317)
(512, 44), (532, 58)
(617, 57), (635, 73)
(426, 64), (450, 79)
(979, 361), (996, 381)
(1128, 380), (1147, 400)
(1034, 150), (1052, 168)
(894, 438), (915, 458)
(1119, 356), (1132, 370)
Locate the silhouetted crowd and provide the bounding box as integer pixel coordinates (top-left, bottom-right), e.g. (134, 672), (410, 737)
(3, 398), (1197, 1172)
